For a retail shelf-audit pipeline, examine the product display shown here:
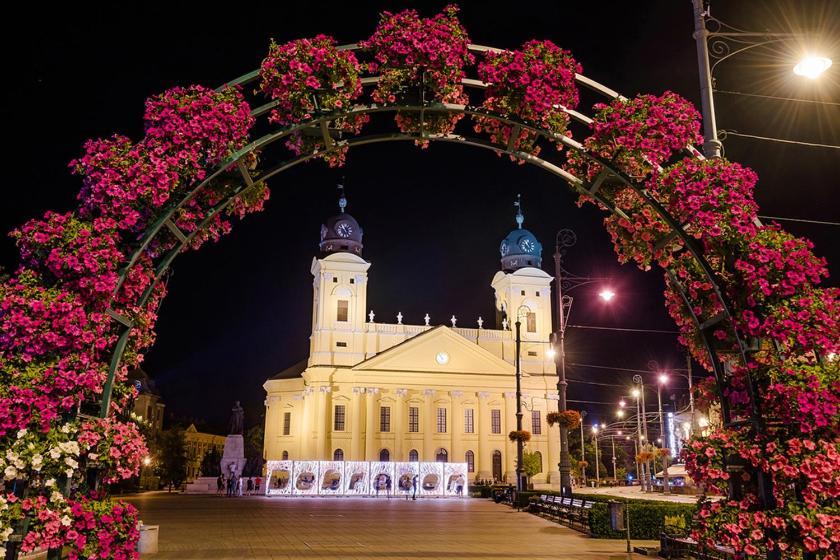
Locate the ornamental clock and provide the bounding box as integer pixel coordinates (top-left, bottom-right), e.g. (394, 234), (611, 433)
(500, 240), (510, 256)
(335, 221), (353, 238)
(519, 237), (535, 252)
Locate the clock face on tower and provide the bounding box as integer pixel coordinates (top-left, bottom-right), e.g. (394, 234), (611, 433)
(435, 351), (450, 365)
(335, 221), (353, 238)
(500, 240), (509, 256)
(519, 238), (535, 252)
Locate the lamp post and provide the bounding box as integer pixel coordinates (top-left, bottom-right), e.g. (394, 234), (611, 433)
(657, 373), (671, 495)
(514, 307), (526, 492)
(631, 380), (648, 492)
(551, 228), (613, 497)
(579, 410), (587, 487)
(690, 0), (832, 158)
(611, 435), (618, 481)
(592, 425), (600, 487)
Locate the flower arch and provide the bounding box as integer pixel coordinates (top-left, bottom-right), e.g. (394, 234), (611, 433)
(1, 6), (837, 559)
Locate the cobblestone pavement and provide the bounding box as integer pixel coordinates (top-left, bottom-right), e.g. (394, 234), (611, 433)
(125, 492), (658, 560)
(581, 485), (706, 504)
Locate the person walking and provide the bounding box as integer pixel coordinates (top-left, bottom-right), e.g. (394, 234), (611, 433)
(254, 476), (261, 495)
(411, 474), (418, 500)
(216, 474), (224, 495)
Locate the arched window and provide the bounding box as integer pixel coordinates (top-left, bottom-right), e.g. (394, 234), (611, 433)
(408, 449), (419, 462)
(333, 448), (344, 461)
(436, 448), (448, 462)
(281, 450), (289, 460)
(534, 451), (542, 473)
(379, 448), (390, 462)
(492, 450), (502, 482)
(465, 450), (475, 473)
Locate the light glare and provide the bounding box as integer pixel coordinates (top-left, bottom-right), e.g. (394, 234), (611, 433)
(598, 288), (616, 302)
(793, 56), (832, 79)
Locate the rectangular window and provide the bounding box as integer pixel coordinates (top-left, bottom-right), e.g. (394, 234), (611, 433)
(536, 291), (540, 297)
(337, 300), (349, 322)
(464, 408), (474, 434)
(527, 351), (537, 357)
(336, 341), (347, 348)
(334, 405), (346, 431)
(408, 407), (419, 433)
(491, 409), (501, 434)
(437, 407), (447, 433)
(380, 406), (391, 432)
(349, 278), (355, 284)
(283, 412), (291, 436)
(526, 312), (537, 333)
(531, 410), (542, 435)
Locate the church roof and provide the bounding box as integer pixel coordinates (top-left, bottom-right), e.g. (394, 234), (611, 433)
(270, 359), (308, 380)
(499, 194), (542, 272)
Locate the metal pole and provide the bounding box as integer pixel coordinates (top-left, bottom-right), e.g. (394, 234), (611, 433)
(515, 317), (524, 492)
(632, 376), (645, 492)
(687, 354), (696, 433)
(612, 436), (617, 481)
(658, 384), (671, 495)
(691, 0), (723, 158)
(579, 411), (587, 487)
(553, 240), (573, 497)
(594, 431), (600, 486)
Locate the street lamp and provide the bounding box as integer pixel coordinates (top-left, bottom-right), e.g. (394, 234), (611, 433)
(656, 372), (671, 495)
(592, 425), (600, 487)
(551, 228), (612, 497)
(793, 55), (832, 79)
(691, 0), (831, 158)
(579, 410), (587, 487)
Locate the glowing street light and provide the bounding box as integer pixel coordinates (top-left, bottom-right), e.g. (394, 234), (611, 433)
(658, 373), (669, 385)
(545, 348), (557, 359)
(616, 409), (625, 419)
(631, 388), (640, 398)
(598, 288), (616, 302)
(619, 399), (626, 408)
(793, 56), (833, 79)
(143, 456), (151, 466)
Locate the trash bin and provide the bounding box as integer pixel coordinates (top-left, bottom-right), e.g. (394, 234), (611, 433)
(609, 501), (626, 531)
(138, 523), (159, 554)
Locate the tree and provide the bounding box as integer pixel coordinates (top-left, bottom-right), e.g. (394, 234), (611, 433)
(199, 447), (221, 478)
(156, 427), (187, 492)
(522, 451), (542, 482)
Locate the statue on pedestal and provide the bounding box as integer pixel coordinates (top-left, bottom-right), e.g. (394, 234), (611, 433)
(229, 400), (244, 435)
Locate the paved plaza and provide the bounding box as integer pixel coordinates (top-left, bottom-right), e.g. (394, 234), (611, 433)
(125, 493), (657, 560)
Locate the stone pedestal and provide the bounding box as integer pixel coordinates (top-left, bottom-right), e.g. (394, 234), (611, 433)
(220, 434), (246, 479)
(184, 476), (218, 494)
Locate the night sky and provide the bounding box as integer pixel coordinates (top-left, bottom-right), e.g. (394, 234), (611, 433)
(2, 1), (838, 434)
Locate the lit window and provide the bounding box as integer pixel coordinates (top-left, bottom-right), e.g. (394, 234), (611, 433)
(380, 406), (391, 432)
(491, 409), (501, 434)
(337, 300), (349, 322)
(464, 408), (474, 433)
(283, 412), (291, 436)
(408, 407), (419, 433)
(334, 405), (346, 431)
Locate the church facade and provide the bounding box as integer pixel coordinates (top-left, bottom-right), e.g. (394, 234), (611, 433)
(263, 192), (562, 486)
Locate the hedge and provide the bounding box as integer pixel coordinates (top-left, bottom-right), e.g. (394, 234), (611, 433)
(517, 490), (697, 539)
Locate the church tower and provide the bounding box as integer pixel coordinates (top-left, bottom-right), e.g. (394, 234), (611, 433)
(309, 185), (370, 366)
(491, 195), (554, 343)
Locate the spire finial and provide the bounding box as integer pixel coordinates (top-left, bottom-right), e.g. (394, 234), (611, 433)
(337, 179), (347, 213)
(514, 193), (524, 229)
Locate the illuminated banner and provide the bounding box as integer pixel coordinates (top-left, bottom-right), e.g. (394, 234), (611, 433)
(264, 460), (468, 497)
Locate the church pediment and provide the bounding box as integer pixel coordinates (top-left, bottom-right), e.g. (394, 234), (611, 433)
(352, 326), (515, 376)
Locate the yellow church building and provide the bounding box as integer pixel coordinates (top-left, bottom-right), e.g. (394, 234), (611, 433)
(263, 191), (561, 486)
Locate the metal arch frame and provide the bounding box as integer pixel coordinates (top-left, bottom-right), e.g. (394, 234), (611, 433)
(97, 42), (760, 481)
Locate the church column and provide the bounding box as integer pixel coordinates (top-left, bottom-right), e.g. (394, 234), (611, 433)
(365, 387), (378, 460)
(449, 391), (462, 464)
(394, 389), (407, 461)
(476, 392), (491, 481)
(351, 387), (363, 460)
(503, 391), (516, 483)
(317, 386), (330, 460)
(299, 387), (314, 458)
(545, 396), (560, 486)
(423, 389), (435, 461)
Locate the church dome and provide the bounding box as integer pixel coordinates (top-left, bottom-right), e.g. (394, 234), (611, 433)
(499, 195), (542, 271)
(319, 186), (363, 256)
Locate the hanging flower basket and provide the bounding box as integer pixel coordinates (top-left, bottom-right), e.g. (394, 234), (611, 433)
(508, 430), (531, 443)
(546, 410), (581, 429)
(636, 451), (654, 463)
(657, 447), (671, 458)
